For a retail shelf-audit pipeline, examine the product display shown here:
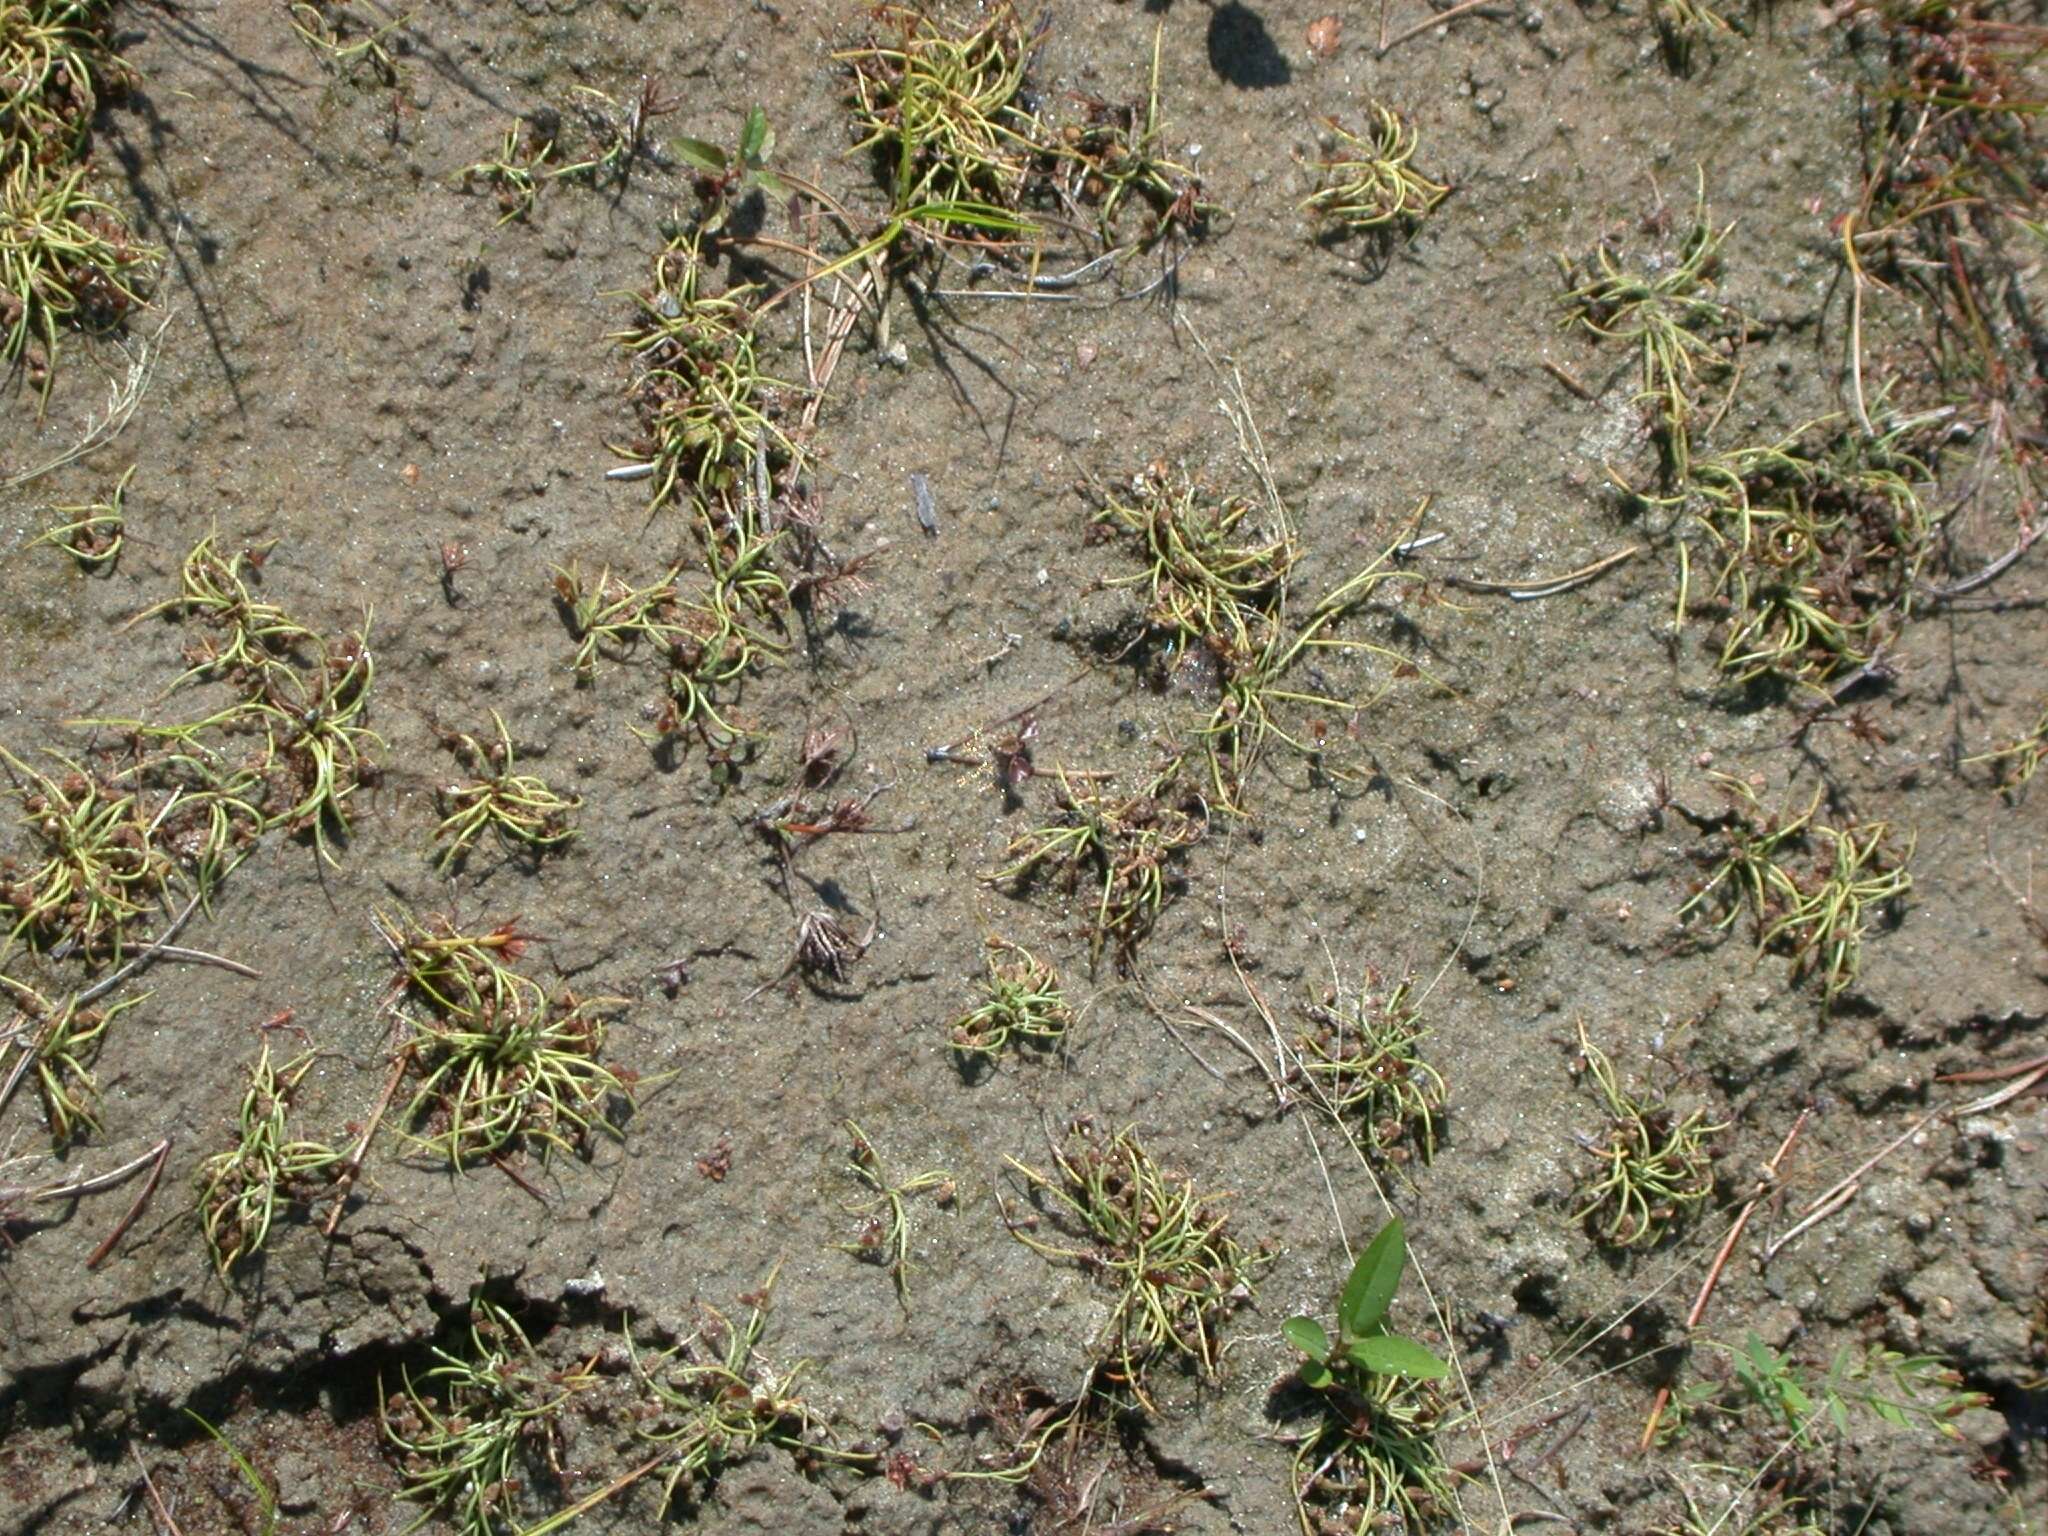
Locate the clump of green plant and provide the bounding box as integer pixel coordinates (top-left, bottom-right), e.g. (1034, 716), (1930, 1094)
(838, 1119), (954, 1311)
(381, 912), (634, 1169)
(381, 1295), (597, 1536)
(1004, 1118), (1269, 1403)
(1970, 703), (2047, 795)
(1559, 190), (1739, 485)
(1679, 774), (1914, 1003)
(248, 626), (382, 867)
(0, 747), (178, 963)
(1292, 970), (1445, 1163)
(85, 533), (383, 875)
(31, 460), (131, 568)
(0, 3), (159, 407)
(840, 3), (1044, 227)
(950, 937), (1072, 1061)
(1662, 1331), (1986, 1450)
(626, 1272), (870, 1510)
(551, 560), (780, 764)
(1091, 466), (1299, 661)
(429, 711), (580, 872)
(983, 766), (1206, 971)
(0, 1), (132, 156)
(1049, 25), (1216, 257)
(196, 1039), (340, 1275)
(1280, 1218), (1455, 1535)
(0, 154), (160, 408)
(1301, 106), (1450, 244)
(1678, 417), (1936, 690)
(1571, 1022), (1723, 1249)
(130, 528), (318, 693)
(1089, 467), (1436, 814)
(608, 230), (792, 514)
(1, 975), (143, 1144)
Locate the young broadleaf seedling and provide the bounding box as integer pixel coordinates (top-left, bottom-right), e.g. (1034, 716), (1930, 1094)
(1283, 1216), (1448, 1388)
(1282, 1217), (1457, 1533)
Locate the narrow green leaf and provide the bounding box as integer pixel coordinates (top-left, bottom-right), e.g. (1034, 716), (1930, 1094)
(1347, 1333), (1450, 1381)
(183, 1409), (278, 1536)
(1338, 1218), (1406, 1338)
(672, 134), (728, 175)
(1282, 1316), (1330, 1361)
(740, 106), (772, 165)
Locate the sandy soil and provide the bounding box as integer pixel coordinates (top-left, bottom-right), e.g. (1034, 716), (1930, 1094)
(0, 2), (2041, 1534)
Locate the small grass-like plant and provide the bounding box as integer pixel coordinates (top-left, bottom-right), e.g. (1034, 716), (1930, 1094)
(0, 747), (178, 963)
(0, 153), (160, 409)
(1970, 703), (2047, 796)
(950, 936), (1072, 1061)
(429, 711), (580, 872)
(1281, 1218), (1455, 1534)
(627, 1271), (868, 1510)
(1090, 468), (1436, 813)
(1004, 1118), (1269, 1404)
(250, 626), (382, 866)
(551, 561), (781, 761)
(2, 975), (143, 1144)
(1292, 970), (1445, 1163)
(1678, 418), (1936, 690)
(552, 561), (683, 680)
(382, 912), (633, 1168)
(1679, 775), (1913, 1003)
(459, 117), (559, 224)
(841, 3), (1044, 226)
(1571, 1022), (1723, 1249)
(1560, 191), (1738, 485)
(287, 1), (404, 86)
(0, 2), (131, 156)
(381, 1296), (597, 1536)
(838, 1119), (954, 1311)
(131, 528), (318, 694)
(1050, 24), (1216, 257)
(608, 229), (792, 514)
(1301, 107), (1450, 245)
(31, 460), (130, 568)
(983, 766), (1206, 971)
(196, 1039), (340, 1275)
(1772, 816), (1915, 1003)
(1091, 466), (1299, 661)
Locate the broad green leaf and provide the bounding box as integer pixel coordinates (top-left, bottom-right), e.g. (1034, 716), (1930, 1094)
(672, 134), (727, 175)
(1338, 1218), (1406, 1339)
(748, 166), (791, 198)
(740, 106), (773, 165)
(1347, 1332), (1450, 1381)
(1300, 1357), (1334, 1391)
(1282, 1316), (1330, 1361)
